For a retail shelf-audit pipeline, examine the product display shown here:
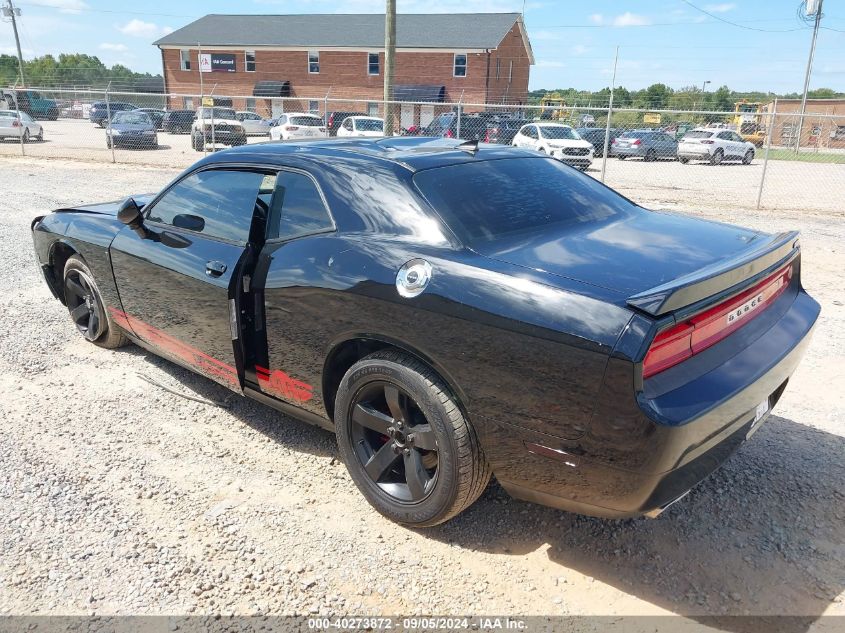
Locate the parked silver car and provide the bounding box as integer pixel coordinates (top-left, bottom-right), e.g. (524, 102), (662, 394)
(613, 129), (678, 161)
(236, 111), (272, 136)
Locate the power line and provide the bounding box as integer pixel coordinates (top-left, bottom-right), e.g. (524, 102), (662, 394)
(680, 0), (809, 32)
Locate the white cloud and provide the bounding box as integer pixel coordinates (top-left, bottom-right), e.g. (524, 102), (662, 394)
(571, 45), (589, 55)
(704, 3), (736, 12)
(117, 19), (173, 38)
(36, 0), (89, 13)
(589, 13), (604, 25)
(612, 12), (651, 27)
(99, 43), (128, 52)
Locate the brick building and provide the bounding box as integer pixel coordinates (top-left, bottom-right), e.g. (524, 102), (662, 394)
(762, 98), (845, 149)
(154, 13), (534, 126)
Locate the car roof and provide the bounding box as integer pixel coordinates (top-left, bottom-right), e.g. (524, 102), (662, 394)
(198, 137), (542, 173)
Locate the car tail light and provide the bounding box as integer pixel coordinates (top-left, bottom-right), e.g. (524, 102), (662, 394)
(12, 119), (20, 127)
(701, 140), (715, 144)
(632, 139), (642, 146)
(445, 129), (454, 138)
(328, 114), (334, 126)
(286, 125), (299, 131)
(642, 265), (793, 379)
(612, 138), (618, 144)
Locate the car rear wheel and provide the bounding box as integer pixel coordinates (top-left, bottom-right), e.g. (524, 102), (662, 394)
(617, 155), (626, 160)
(711, 149), (724, 165)
(335, 350), (491, 527)
(743, 149), (754, 164)
(191, 133), (204, 151)
(63, 256), (129, 349)
(679, 157), (689, 164)
(645, 148), (657, 162)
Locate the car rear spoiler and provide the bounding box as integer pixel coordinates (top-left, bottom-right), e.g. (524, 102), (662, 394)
(626, 230), (801, 317)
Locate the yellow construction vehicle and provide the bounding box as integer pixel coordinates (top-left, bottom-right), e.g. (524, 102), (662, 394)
(733, 100), (766, 147)
(539, 94), (569, 121)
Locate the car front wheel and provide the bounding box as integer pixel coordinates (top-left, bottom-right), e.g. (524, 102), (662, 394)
(711, 149), (724, 165)
(335, 350), (491, 527)
(63, 256), (129, 349)
(743, 149), (754, 164)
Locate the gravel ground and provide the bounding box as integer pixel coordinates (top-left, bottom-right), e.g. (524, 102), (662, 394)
(1, 119), (843, 214)
(0, 155), (843, 625)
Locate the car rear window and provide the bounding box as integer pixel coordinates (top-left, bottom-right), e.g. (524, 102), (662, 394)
(413, 157), (631, 245)
(290, 116), (323, 126)
(684, 130), (714, 139)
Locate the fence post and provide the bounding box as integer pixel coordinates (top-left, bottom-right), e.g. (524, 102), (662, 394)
(756, 98), (777, 210)
(324, 87), (331, 126)
(105, 82), (115, 163)
(12, 83), (25, 156)
(600, 47), (619, 183)
(456, 90), (464, 140)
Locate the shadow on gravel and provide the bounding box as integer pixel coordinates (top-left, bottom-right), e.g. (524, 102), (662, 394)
(429, 416), (845, 633)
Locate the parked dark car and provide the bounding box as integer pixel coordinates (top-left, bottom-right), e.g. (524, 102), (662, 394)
(105, 112), (158, 149)
(576, 127), (623, 157)
(326, 111), (366, 136)
(31, 138), (818, 527)
(162, 110), (195, 134)
(134, 108), (166, 130)
(613, 129), (679, 161)
(89, 101), (137, 127)
(483, 118), (533, 145)
(421, 112), (491, 141)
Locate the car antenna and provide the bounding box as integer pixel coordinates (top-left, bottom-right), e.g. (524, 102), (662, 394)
(457, 139), (479, 155)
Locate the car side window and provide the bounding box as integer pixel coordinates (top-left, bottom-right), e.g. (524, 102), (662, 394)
(717, 131), (731, 140)
(732, 132), (744, 142)
(267, 171), (334, 241)
(145, 169), (267, 243)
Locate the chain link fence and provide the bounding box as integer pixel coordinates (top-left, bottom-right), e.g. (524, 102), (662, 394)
(1, 87), (842, 214)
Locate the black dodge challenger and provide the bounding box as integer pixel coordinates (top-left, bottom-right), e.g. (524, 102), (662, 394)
(31, 138), (819, 527)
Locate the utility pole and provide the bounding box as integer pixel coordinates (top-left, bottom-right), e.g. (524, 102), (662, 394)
(384, 0), (396, 136)
(796, 0), (823, 152)
(3, 0), (26, 87)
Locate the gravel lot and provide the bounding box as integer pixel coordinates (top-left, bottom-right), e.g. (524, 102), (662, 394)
(0, 155), (843, 626)
(1, 118), (843, 214)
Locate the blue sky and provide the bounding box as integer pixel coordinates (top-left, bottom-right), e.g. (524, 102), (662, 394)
(4, 0), (843, 93)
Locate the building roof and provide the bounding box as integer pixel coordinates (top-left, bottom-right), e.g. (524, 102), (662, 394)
(154, 13), (523, 50)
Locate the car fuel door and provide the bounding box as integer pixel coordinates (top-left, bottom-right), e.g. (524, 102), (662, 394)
(109, 168), (274, 391)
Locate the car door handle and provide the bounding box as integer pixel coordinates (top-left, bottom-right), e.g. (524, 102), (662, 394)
(205, 260), (227, 277)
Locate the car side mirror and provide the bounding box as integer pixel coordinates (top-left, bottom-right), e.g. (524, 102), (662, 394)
(172, 213), (205, 232)
(117, 197), (150, 239)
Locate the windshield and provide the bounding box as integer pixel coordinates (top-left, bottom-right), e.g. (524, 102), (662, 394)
(414, 158), (632, 245)
(113, 113), (151, 125)
(199, 108), (236, 120)
(290, 116), (323, 126)
(539, 126), (579, 140)
(355, 118), (383, 132)
(684, 130), (714, 139)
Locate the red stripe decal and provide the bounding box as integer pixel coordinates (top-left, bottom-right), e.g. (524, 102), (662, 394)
(254, 364), (313, 404)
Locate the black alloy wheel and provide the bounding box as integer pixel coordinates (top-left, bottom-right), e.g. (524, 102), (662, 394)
(349, 381), (439, 502)
(64, 268), (106, 342)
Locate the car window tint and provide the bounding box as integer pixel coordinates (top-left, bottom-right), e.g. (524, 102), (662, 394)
(414, 157), (631, 245)
(146, 169), (266, 243)
(268, 171), (334, 240)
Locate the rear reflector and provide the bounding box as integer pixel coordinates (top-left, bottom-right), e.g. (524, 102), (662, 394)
(642, 265), (793, 379)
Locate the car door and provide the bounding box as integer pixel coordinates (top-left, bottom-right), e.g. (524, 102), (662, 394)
(658, 133), (677, 157)
(249, 169), (336, 415)
(731, 131), (747, 157)
(110, 167), (273, 390)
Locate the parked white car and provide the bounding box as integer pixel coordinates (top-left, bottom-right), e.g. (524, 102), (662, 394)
(0, 109), (43, 142)
(512, 123), (593, 170)
(269, 113), (328, 141)
(678, 128), (756, 165)
(236, 111), (272, 136)
(337, 116), (384, 137)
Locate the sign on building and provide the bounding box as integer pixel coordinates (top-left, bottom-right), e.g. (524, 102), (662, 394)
(199, 53), (236, 73)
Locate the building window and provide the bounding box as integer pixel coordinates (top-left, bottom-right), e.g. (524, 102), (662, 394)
(246, 97), (256, 112)
(308, 100), (319, 114)
(308, 51), (320, 74)
(367, 102), (379, 117)
(496, 58), (500, 80)
(245, 50), (256, 72)
(180, 49), (191, 71)
(782, 123), (798, 141)
(834, 125), (845, 139)
(453, 53), (467, 77)
(183, 97), (193, 109)
(509, 60), (513, 83)
(368, 52), (379, 76)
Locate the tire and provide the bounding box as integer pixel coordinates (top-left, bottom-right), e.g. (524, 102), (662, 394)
(35, 129), (43, 142)
(22, 129), (29, 143)
(63, 256), (129, 349)
(191, 132), (204, 152)
(335, 350), (491, 527)
(679, 157), (689, 164)
(106, 138), (112, 149)
(711, 149), (724, 165)
(743, 149), (754, 165)
(617, 155), (626, 160)
(645, 148), (656, 162)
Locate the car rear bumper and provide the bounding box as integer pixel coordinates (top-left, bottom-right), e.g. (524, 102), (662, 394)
(614, 146), (646, 157)
(678, 148), (712, 159)
(489, 287), (819, 518)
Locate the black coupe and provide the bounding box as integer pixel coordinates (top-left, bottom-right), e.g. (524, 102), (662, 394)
(31, 138), (819, 527)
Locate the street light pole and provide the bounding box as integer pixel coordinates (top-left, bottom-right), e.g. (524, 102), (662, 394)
(796, 0), (823, 151)
(3, 0), (26, 87)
